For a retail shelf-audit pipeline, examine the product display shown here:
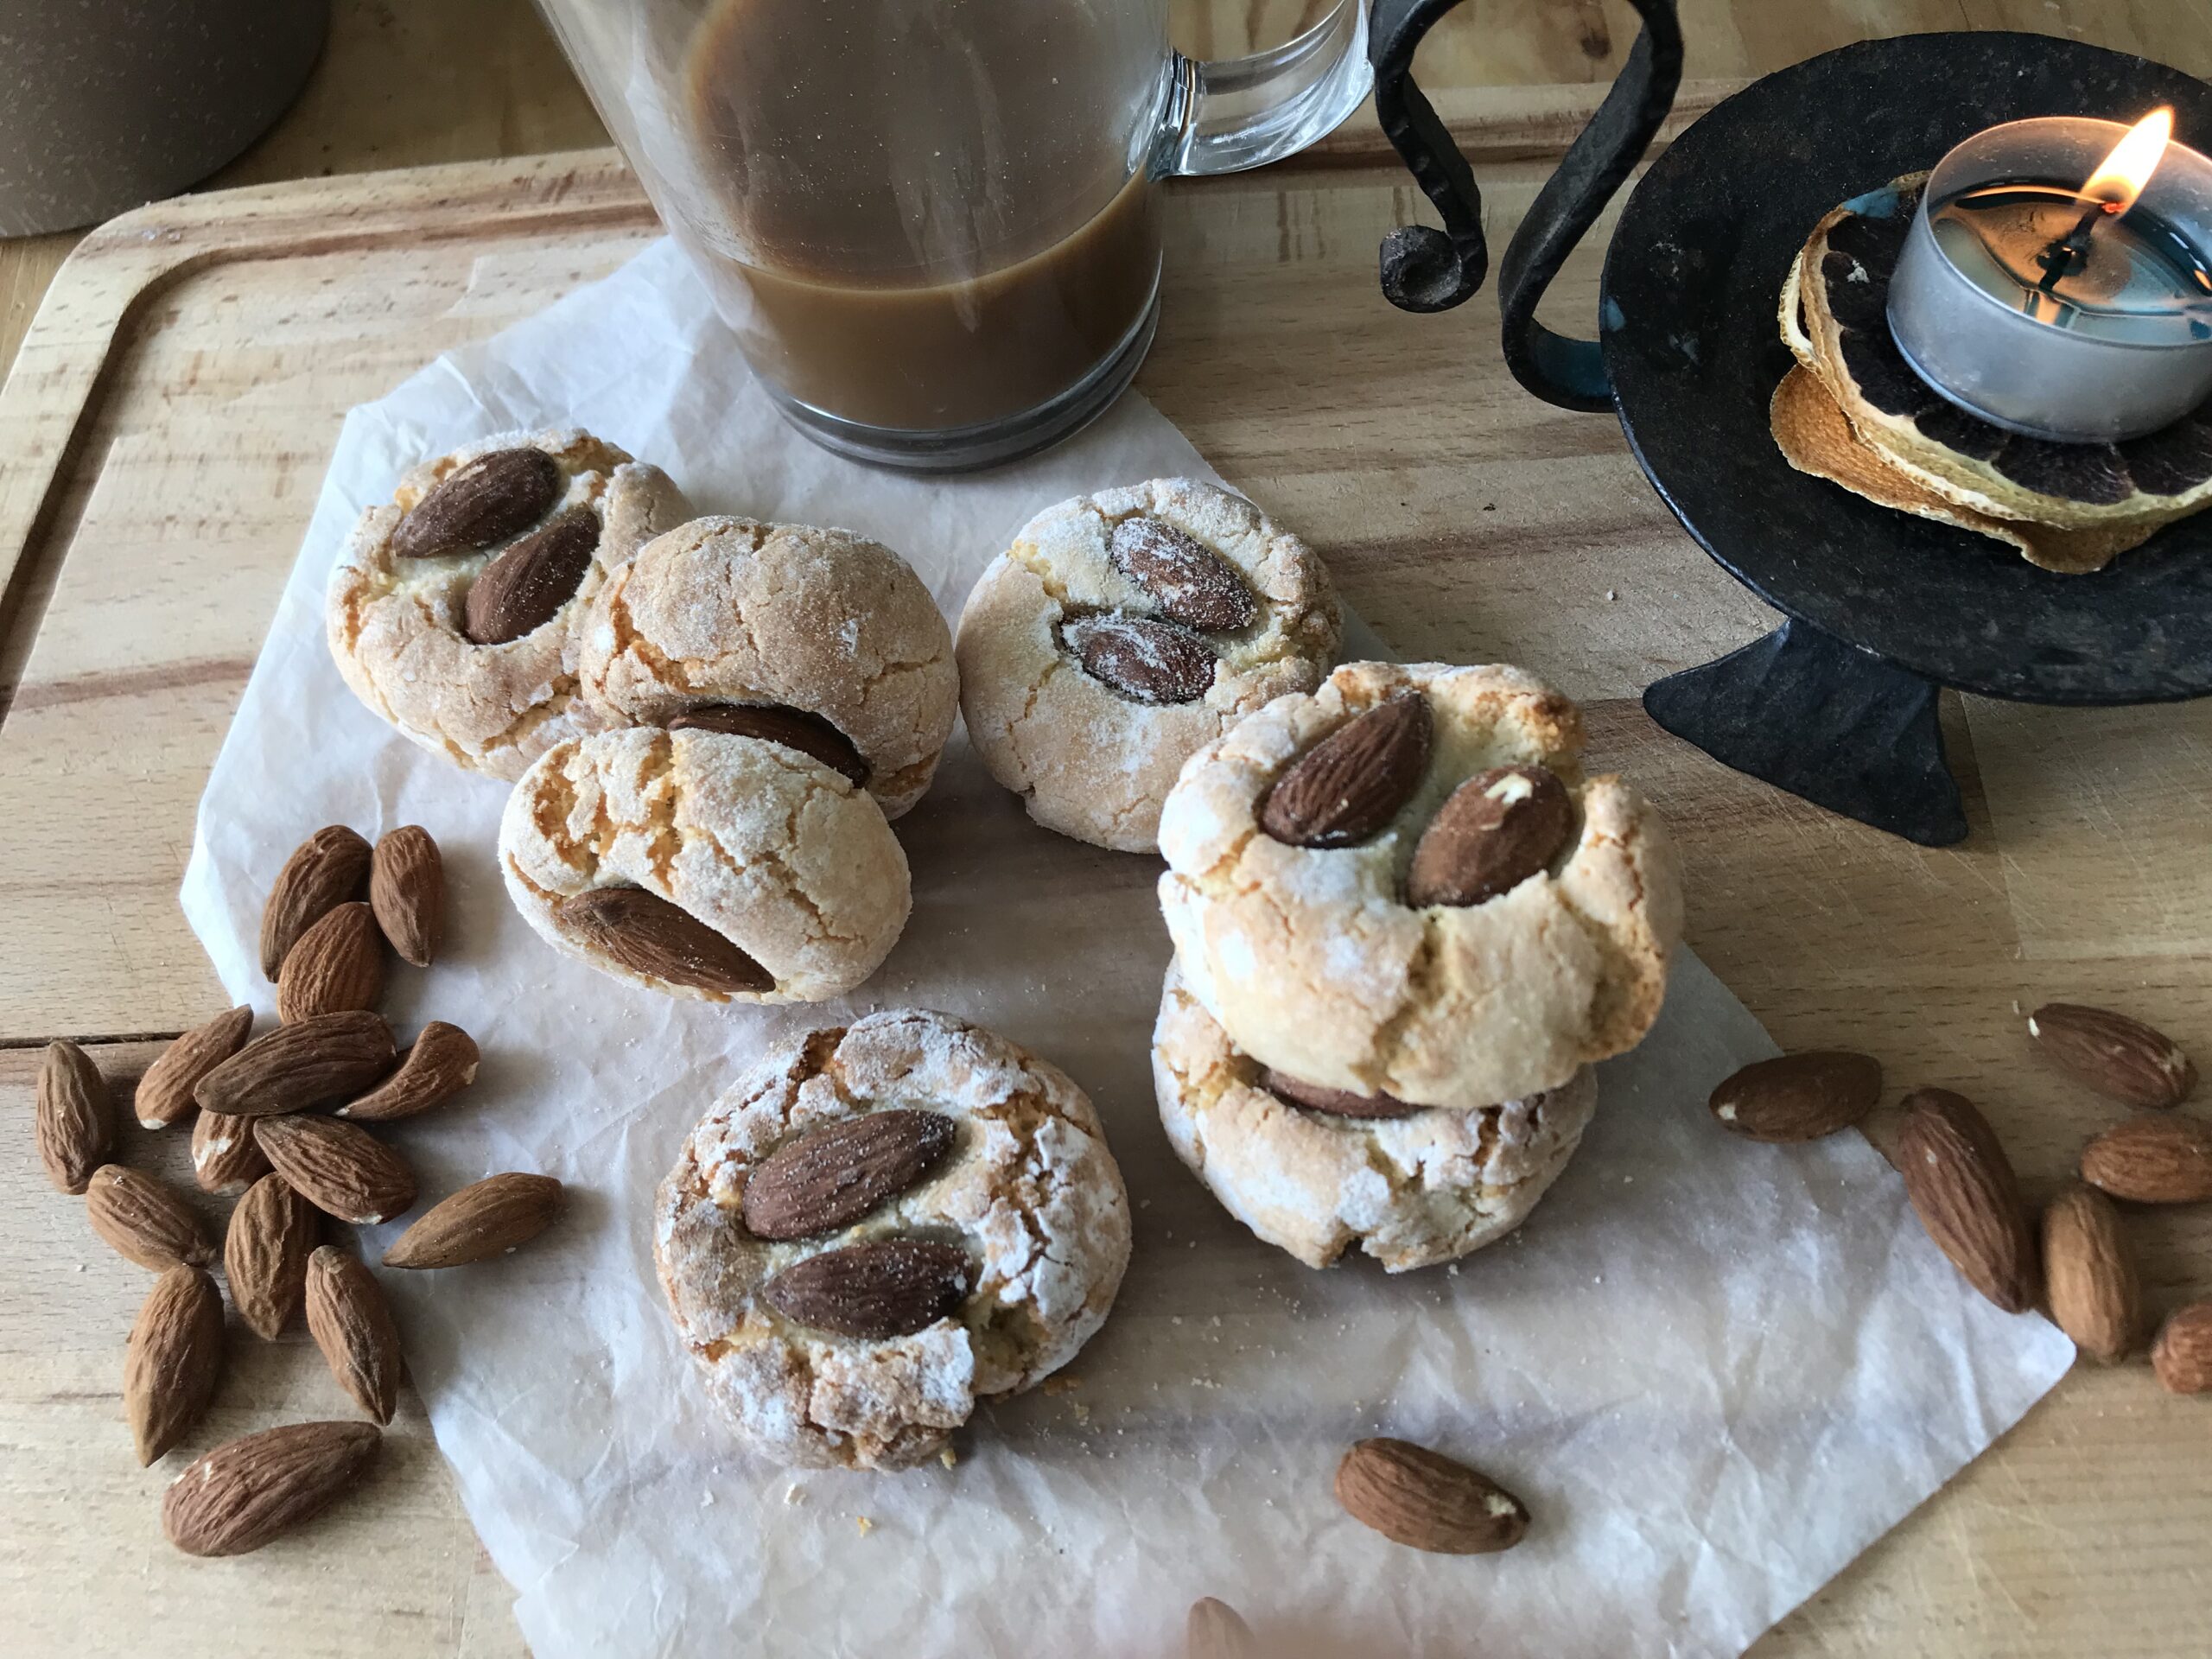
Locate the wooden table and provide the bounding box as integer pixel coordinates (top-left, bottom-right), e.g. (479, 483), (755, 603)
(3, 4), (2209, 1657)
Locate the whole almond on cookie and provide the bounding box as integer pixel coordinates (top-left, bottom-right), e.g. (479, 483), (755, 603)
(1109, 516), (1258, 633)
(260, 825), (372, 979)
(2028, 1003), (2195, 1109)
(226, 1173), (319, 1339)
(193, 1107), (271, 1195)
(391, 446), (561, 560)
(337, 1021), (478, 1122)
(162, 1421), (381, 1557)
(194, 1010), (396, 1117)
(1896, 1089), (2039, 1313)
(304, 1247), (404, 1425)
(462, 505), (598, 645)
(2152, 1302), (2212, 1394)
(276, 902), (385, 1024)
(2080, 1113), (2212, 1204)
(137, 1006), (252, 1128)
(669, 703), (871, 785)
(36, 1037), (111, 1193)
(1064, 613), (1217, 706)
(368, 826), (444, 968)
(254, 1116), (416, 1225)
(1333, 1438), (1530, 1554)
(741, 1111), (957, 1240)
(1261, 693), (1433, 849)
(1186, 1597), (1258, 1659)
(556, 887), (774, 995)
(86, 1166), (213, 1271)
(124, 1264), (224, 1465)
(760, 1239), (971, 1339)
(1261, 1069), (1421, 1120)
(2042, 1185), (2139, 1362)
(1708, 1052), (1882, 1142)
(383, 1173), (562, 1268)
(1406, 764), (1575, 908)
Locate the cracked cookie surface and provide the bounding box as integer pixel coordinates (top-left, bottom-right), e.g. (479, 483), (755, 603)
(578, 515), (958, 818)
(326, 427), (691, 779)
(955, 478), (1339, 853)
(655, 1009), (1132, 1470)
(1154, 961), (1596, 1271)
(1159, 661), (1682, 1107)
(499, 726), (909, 1003)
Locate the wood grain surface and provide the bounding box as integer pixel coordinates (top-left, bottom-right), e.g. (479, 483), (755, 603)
(2, 6), (2210, 1659)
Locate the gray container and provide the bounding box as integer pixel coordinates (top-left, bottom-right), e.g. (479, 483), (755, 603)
(0, 0), (328, 235)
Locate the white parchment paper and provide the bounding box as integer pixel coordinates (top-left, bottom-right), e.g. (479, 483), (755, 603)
(180, 240), (2073, 1659)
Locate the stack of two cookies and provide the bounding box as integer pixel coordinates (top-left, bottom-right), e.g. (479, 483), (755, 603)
(327, 427), (958, 1007)
(1150, 662), (1684, 1272)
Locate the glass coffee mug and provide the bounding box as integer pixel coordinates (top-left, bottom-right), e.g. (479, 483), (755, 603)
(535, 0), (1375, 468)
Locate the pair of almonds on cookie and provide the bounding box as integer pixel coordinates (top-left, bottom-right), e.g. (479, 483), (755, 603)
(1065, 515), (1259, 707)
(1257, 691), (1576, 906)
(390, 445), (597, 647)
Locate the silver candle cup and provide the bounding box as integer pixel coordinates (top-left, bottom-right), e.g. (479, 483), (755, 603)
(1887, 117), (2212, 444)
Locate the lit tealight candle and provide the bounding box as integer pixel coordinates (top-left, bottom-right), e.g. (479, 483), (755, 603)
(1888, 108), (2212, 444)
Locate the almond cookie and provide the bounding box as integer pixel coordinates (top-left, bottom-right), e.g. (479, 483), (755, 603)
(499, 725), (908, 1003)
(578, 516), (958, 818)
(327, 428), (690, 779)
(1159, 661), (1681, 1108)
(955, 478), (1340, 853)
(655, 1009), (1132, 1470)
(1154, 961), (1596, 1271)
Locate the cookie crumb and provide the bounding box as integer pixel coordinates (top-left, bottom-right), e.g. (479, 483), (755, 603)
(784, 1484), (803, 1505)
(855, 1516), (874, 1536)
(1044, 1375), (1083, 1396)
(939, 1446), (958, 1469)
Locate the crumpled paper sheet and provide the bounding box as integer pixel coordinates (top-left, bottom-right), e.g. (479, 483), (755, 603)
(179, 239), (2072, 1659)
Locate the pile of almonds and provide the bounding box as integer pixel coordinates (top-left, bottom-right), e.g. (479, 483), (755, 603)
(32, 822), (566, 1556)
(1708, 1001), (2212, 1392)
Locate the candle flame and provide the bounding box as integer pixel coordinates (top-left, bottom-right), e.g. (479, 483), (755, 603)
(2081, 107), (2173, 213)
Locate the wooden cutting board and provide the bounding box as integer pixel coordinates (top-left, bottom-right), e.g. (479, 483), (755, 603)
(1, 84), (2207, 1659)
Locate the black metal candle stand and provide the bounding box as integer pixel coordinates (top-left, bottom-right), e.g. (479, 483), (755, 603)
(1370, 16), (2212, 845)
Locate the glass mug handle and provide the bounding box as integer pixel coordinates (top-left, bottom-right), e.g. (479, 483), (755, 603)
(1154, 2), (1375, 176)
(1370, 0), (1685, 410)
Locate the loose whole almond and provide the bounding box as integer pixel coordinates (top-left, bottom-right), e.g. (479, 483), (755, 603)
(391, 445), (561, 559)
(557, 886), (774, 996)
(2028, 1002), (2195, 1109)
(337, 1021), (479, 1122)
(383, 1173), (563, 1268)
(463, 504), (600, 645)
(2152, 1301), (2212, 1394)
(668, 703), (871, 785)
(124, 1264), (224, 1465)
(1333, 1438), (1530, 1554)
(260, 825), (372, 979)
(1262, 1068), (1420, 1121)
(162, 1420), (381, 1557)
(276, 902), (385, 1024)
(1896, 1088), (2039, 1314)
(136, 1006), (253, 1128)
(36, 1037), (111, 1193)
(741, 1111), (957, 1240)
(1109, 516), (1258, 633)
(194, 1009), (396, 1117)
(193, 1107), (271, 1195)
(226, 1173), (319, 1339)
(255, 1116), (416, 1225)
(86, 1165), (213, 1271)
(1406, 764), (1575, 908)
(1063, 613), (1217, 705)
(1260, 693), (1433, 849)
(2080, 1113), (2212, 1204)
(1186, 1597), (1258, 1659)
(368, 825), (445, 967)
(2042, 1185), (2139, 1363)
(760, 1239), (971, 1339)
(1707, 1051), (1882, 1142)
(304, 1246), (404, 1425)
